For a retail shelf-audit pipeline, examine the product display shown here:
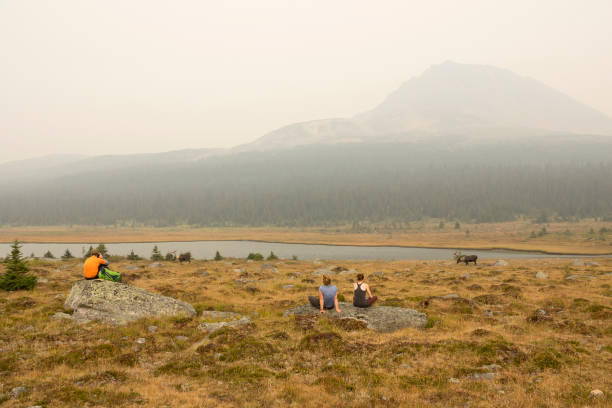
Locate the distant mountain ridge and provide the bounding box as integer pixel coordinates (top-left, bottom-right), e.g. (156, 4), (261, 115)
(245, 61), (612, 150)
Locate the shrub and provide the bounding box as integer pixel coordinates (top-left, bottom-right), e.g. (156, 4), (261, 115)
(247, 252), (264, 261)
(454, 221), (460, 229)
(214, 251), (224, 261)
(61, 249), (74, 259)
(0, 240), (37, 291)
(150, 245), (163, 261)
(266, 251), (278, 261)
(126, 250), (141, 261)
(44, 250), (55, 258)
(164, 252), (176, 261)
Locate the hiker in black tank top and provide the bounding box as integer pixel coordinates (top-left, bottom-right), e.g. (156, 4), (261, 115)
(353, 273), (377, 308)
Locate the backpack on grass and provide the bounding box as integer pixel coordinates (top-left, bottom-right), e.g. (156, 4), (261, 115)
(99, 267), (121, 282)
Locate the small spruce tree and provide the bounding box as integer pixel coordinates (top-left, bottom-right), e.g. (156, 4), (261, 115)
(267, 251), (278, 261)
(44, 250), (55, 259)
(61, 249), (74, 259)
(454, 221), (461, 230)
(0, 240), (37, 291)
(151, 245), (163, 261)
(214, 251), (224, 261)
(96, 244), (109, 258)
(83, 245), (94, 259)
(127, 250), (141, 261)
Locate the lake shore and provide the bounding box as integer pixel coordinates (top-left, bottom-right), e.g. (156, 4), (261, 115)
(1, 221), (611, 255)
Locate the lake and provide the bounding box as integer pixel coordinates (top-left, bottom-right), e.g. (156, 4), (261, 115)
(0, 240), (594, 261)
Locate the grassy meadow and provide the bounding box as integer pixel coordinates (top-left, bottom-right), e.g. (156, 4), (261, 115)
(0, 255), (611, 407)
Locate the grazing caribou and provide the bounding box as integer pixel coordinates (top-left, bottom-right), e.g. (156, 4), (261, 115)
(454, 251), (478, 265)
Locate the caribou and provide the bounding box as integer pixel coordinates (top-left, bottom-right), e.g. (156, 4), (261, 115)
(454, 251), (478, 265)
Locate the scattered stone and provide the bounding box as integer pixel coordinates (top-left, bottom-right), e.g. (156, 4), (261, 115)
(147, 325), (158, 333)
(261, 263), (279, 273)
(52, 312), (74, 321)
(535, 271), (548, 279)
(64, 280), (196, 325)
(467, 284), (484, 291)
(282, 284), (294, 290)
(585, 261), (599, 266)
(11, 386), (27, 398)
(441, 293), (460, 299)
(198, 310), (252, 334)
(479, 364), (502, 371)
(590, 389), (604, 399)
(460, 273), (471, 280)
(27, 406), (43, 408)
(148, 262), (163, 268)
(572, 259), (585, 267)
(284, 302), (428, 332)
(175, 336), (188, 341)
(199, 271), (209, 277)
(565, 274), (597, 281)
(469, 372), (496, 380)
(493, 260), (508, 267)
(123, 265), (143, 270)
(370, 271), (385, 278)
(340, 269), (358, 276)
(448, 377), (460, 383)
(54, 293), (65, 300)
(38, 277), (49, 283)
(312, 268), (334, 276)
(135, 338), (146, 344)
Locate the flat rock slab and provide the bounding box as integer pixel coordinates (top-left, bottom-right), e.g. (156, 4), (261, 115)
(284, 302), (428, 332)
(64, 280), (196, 325)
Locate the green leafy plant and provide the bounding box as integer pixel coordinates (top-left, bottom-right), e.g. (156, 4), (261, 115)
(247, 253), (264, 261)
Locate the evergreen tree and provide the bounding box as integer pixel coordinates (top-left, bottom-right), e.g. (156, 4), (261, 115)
(454, 222), (461, 230)
(0, 240), (37, 291)
(214, 251), (224, 261)
(61, 249), (74, 259)
(151, 245), (163, 261)
(267, 251), (278, 261)
(127, 250), (141, 261)
(83, 245), (94, 259)
(44, 250), (55, 258)
(96, 244), (109, 258)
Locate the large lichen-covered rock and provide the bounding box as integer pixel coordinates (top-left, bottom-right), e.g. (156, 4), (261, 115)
(284, 302), (428, 332)
(64, 280), (196, 325)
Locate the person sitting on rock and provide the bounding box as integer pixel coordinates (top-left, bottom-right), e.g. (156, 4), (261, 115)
(353, 273), (377, 308)
(83, 250), (108, 280)
(308, 274), (341, 314)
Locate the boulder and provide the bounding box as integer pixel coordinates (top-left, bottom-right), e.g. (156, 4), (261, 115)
(148, 262), (163, 268)
(283, 302), (428, 332)
(572, 259), (584, 267)
(64, 280), (196, 325)
(312, 268), (334, 276)
(535, 271), (548, 279)
(493, 260), (508, 267)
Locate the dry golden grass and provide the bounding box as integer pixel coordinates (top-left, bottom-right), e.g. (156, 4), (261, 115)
(1, 219), (611, 254)
(1, 255), (611, 407)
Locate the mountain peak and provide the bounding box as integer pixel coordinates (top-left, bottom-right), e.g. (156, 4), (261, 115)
(248, 62), (612, 150)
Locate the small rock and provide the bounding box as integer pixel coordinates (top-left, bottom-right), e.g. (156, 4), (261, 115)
(175, 336), (188, 341)
(479, 364), (502, 371)
(312, 268), (334, 276)
(536, 309), (547, 316)
(535, 271), (548, 279)
(38, 277), (49, 283)
(493, 260), (508, 267)
(441, 293), (460, 299)
(52, 312), (74, 321)
(120, 336), (129, 341)
(261, 263), (279, 273)
(483, 310), (494, 317)
(572, 259), (585, 267)
(199, 271), (209, 277)
(590, 389), (604, 399)
(135, 337), (146, 344)
(148, 262), (163, 268)
(123, 265), (142, 270)
(282, 284), (294, 290)
(370, 271), (385, 278)
(566, 274), (597, 281)
(448, 377), (460, 383)
(11, 386), (27, 398)
(585, 261), (599, 266)
(54, 293), (65, 299)
(460, 273), (471, 280)
(147, 325), (158, 333)
(470, 372), (496, 380)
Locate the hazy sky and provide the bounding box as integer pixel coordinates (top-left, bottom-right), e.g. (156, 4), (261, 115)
(1, 0), (611, 163)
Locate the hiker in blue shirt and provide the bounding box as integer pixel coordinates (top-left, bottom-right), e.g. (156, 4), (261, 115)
(308, 274), (342, 314)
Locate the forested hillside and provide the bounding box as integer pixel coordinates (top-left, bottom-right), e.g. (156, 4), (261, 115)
(2, 139), (612, 226)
